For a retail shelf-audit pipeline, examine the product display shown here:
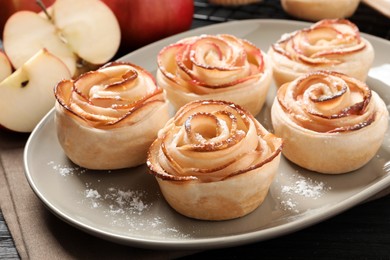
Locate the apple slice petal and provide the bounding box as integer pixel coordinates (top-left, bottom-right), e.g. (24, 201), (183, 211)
(52, 0), (121, 64)
(0, 51), (12, 82)
(3, 11), (77, 76)
(0, 49), (71, 133)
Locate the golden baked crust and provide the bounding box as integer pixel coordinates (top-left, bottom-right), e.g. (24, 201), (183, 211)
(147, 100), (282, 220)
(281, 0), (360, 21)
(157, 34), (272, 116)
(54, 62), (170, 170)
(271, 71), (388, 174)
(268, 19), (374, 87)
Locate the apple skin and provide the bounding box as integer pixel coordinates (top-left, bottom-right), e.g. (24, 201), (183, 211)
(101, 0), (194, 52)
(0, 48), (71, 133)
(0, 0), (55, 38)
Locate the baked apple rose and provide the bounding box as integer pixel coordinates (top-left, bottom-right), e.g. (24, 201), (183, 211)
(271, 71), (388, 174)
(268, 19), (374, 87)
(147, 100), (283, 220)
(54, 62), (170, 170)
(157, 34), (273, 116)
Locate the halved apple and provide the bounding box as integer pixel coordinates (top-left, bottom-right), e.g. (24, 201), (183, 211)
(52, 0), (121, 64)
(0, 51), (12, 82)
(2, 0), (120, 76)
(3, 10), (77, 76)
(0, 48), (71, 133)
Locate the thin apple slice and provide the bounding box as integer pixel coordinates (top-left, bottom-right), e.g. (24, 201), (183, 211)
(0, 48), (71, 133)
(52, 0), (121, 64)
(3, 11), (77, 76)
(0, 51), (12, 82)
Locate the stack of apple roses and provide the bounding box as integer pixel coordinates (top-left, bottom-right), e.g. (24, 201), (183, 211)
(146, 34), (283, 220)
(53, 32), (283, 221)
(268, 19), (388, 174)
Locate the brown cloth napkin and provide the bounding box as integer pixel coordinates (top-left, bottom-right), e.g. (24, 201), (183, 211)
(0, 131), (196, 260)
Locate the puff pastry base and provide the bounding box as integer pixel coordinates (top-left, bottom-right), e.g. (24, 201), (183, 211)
(271, 91), (388, 174)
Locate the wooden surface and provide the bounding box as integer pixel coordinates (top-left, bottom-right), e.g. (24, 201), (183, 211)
(0, 211), (18, 259)
(1, 1), (390, 259)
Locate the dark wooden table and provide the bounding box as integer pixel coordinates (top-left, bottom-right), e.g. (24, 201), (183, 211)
(1, 1), (390, 259)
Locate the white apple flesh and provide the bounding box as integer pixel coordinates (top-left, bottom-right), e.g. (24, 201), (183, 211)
(52, 0), (121, 64)
(3, 10), (77, 76)
(0, 48), (71, 133)
(0, 51), (12, 82)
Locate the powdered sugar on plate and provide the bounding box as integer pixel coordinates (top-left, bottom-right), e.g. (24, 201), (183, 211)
(80, 184), (189, 238)
(82, 185), (150, 215)
(47, 159), (189, 238)
(47, 161), (87, 176)
(281, 177), (329, 199)
(274, 170), (332, 213)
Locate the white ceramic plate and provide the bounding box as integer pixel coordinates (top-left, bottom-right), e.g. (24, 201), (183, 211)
(24, 19), (390, 250)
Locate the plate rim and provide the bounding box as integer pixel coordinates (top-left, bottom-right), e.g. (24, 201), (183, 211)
(23, 19), (390, 250)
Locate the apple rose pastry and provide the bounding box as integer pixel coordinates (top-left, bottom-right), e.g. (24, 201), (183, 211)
(268, 19), (374, 87)
(156, 34), (273, 116)
(147, 100), (283, 220)
(271, 71), (389, 174)
(281, 0), (360, 21)
(54, 62), (170, 170)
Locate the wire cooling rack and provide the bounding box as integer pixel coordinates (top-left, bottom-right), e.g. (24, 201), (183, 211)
(193, 0), (390, 40)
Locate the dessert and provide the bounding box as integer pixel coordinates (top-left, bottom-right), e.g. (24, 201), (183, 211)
(281, 0), (360, 21)
(268, 19), (374, 87)
(271, 71), (388, 174)
(147, 100), (283, 220)
(54, 61), (170, 170)
(157, 34), (273, 116)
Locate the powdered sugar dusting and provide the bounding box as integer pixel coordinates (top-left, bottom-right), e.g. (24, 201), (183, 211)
(48, 161), (87, 176)
(80, 184), (189, 238)
(81, 185), (150, 214)
(105, 187), (149, 215)
(275, 170), (332, 213)
(281, 178), (328, 198)
(280, 198), (297, 212)
(47, 160), (190, 238)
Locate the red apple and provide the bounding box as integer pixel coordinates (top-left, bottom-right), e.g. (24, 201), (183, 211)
(101, 0), (194, 53)
(0, 0), (55, 38)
